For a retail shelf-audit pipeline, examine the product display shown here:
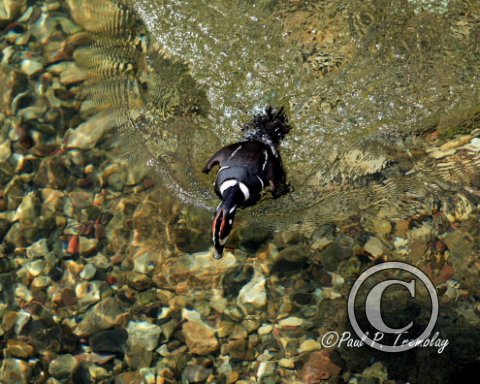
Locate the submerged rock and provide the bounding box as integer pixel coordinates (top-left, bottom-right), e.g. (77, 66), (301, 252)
(0, 0), (27, 26)
(183, 365), (212, 383)
(114, 371), (144, 384)
(160, 250), (236, 291)
(5, 339), (35, 359)
(363, 236), (384, 257)
(26, 238), (49, 258)
(48, 354), (78, 379)
(182, 320), (219, 355)
(74, 297), (129, 337)
(299, 350), (341, 383)
(361, 361), (389, 382)
(237, 267), (267, 313)
(0, 358), (31, 384)
(89, 328), (128, 354)
(125, 321), (162, 368)
(66, 116), (108, 150)
(20, 59), (44, 77)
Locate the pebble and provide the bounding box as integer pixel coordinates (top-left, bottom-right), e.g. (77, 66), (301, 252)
(256, 361), (276, 379)
(361, 361), (389, 381)
(6, 339), (35, 359)
(317, 237), (353, 271)
(2, 311), (31, 334)
(183, 365), (212, 383)
(258, 324), (273, 336)
(278, 316), (304, 328)
(78, 236), (98, 255)
(0, 358), (31, 384)
(99, 164), (126, 191)
(363, 236), (383, 257)
(230, 324), (248, 340)
(182, 320), (219, 355)
(237, 267), (267, 313)
(0, 138), (11, 162)
(31, 275), (51, 288)
(443, 230), (474, 261)
(12, 192), (38, 224)
(299, 350), (341, 383)
(217, 320), (234, 338)
(20, 59), (44, 77)
(75, 281), (102, 304)
(80, 263), (97, 280)
(66, 116), (108, 150)
(299, 339), (322, 353)
(372, 218), (392, 235)
(453, 194), (474, 221)
(126, 321), (161, 352)
(25, 259), (47, 277)
(279, 358), (295, 369)
(132, 249), (157, 274)
(0, 0), (27, 25)
(209, 288), (228, 313)
(48, 354), (78, 379)
(89, 328), (128, 354)
(311, 237), (333, 251)
(77, 363), (110, 382)
(74, 297), (129, 337)
(41, 189), (64, 214)
(59, 62), (87, 84)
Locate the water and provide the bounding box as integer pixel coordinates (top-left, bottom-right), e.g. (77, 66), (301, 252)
(75, 0), (480, 229)
(2, 0), (480, 382)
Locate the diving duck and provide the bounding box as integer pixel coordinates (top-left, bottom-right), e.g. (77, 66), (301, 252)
(203, 106), (292, 258)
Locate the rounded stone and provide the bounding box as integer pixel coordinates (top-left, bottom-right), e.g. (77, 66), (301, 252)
(48, 354), (78, 379)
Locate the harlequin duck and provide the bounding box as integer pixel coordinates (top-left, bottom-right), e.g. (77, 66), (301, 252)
(203, 106), (292, 259)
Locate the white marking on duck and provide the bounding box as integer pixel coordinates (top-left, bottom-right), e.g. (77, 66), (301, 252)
(238, 182), (250, 201)
(218, 166), (230, 174)
(229, 145), (242, 159)
(257, 175), (264, 188)
(262, 150), (268, 170)
(269, 144), (278, 157)
(220, 180), (238, 195)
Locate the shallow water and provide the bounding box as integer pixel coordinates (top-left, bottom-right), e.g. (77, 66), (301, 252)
(75, 0), (480, 229)
(1, 0), (480, 383)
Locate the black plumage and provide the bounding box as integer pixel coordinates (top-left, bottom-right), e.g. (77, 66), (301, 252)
(203, 107), (292, 258)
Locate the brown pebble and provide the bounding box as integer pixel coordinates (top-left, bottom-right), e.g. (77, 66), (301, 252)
(435, 240), (447, 253)
(6, 339), (35, 358)
(110, 254), (123, 265)
(395, 220), (409, 237)
(67, 235), (79, 255)
(106, 274), (118, 285)
(61, 288), (77, 306)
(143, 178), (155, 189)
(16, 124), (34, 149)
(182, 321), (219, 355)
(94, 222), (105, 240)
(300, 350), (341, 383)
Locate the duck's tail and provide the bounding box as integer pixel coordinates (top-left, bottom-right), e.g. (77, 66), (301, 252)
(242, 106), (292, 146)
